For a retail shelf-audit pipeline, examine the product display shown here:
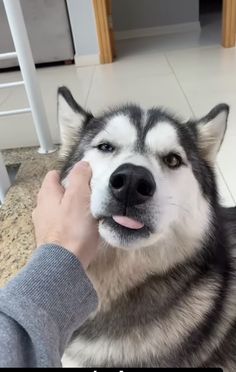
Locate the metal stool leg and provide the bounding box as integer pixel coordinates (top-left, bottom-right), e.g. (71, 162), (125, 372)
(0, 152), (11, 204)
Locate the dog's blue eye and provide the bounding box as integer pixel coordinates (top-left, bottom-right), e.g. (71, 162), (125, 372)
(97, 143), (114, 152)
(163, 153), (182, 169)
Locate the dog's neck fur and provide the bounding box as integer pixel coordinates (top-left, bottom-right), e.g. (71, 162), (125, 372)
(87, 229), (216, 311)
(87, 242), (157, 311)
(86, 206), (229, 313)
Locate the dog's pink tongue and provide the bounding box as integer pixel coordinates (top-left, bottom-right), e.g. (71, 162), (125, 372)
(112, 216), (144, 229)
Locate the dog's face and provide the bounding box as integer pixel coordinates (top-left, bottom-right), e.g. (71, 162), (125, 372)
(58, 87), (228, 259)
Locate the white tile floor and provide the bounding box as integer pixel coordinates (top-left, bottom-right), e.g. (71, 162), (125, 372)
(0, 14), (235, 206)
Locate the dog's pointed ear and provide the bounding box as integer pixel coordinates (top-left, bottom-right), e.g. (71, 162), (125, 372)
(57, 86), (93, 157)
(197, 104), (229, 162)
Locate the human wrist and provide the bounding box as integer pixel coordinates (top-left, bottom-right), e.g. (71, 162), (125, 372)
(36, 239), (92, 269)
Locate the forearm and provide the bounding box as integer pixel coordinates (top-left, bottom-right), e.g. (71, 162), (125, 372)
(0, 244), (98, 367)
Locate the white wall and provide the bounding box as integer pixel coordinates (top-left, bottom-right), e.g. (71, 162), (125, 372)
(112, 0), (199, 31)
(66, 0), (99, 64)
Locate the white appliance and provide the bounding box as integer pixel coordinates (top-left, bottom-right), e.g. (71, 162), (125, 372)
(0, 0), (74, 69)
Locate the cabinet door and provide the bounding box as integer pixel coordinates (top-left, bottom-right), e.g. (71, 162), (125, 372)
(0, 0), (74, 69)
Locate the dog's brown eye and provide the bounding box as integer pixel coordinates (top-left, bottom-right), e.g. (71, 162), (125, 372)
(97, 143), (114, 152)
(163, 153), (182, 169)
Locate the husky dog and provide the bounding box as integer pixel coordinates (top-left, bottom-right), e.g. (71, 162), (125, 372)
(58, 86), (236, 369)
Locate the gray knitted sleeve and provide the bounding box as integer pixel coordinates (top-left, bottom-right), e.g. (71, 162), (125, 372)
(0, 244), (98, 367)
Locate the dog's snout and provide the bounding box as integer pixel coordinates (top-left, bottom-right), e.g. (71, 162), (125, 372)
(109, 163), (156, 206)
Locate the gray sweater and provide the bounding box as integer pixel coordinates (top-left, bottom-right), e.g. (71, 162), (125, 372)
(0, 244), (98, 367)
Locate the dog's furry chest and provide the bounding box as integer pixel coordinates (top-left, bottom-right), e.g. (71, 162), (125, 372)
(62, 264), (236, 368)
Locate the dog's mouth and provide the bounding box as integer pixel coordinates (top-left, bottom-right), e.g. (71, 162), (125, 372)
(112, 215), (144, 230)
(95, 203), (154, 246)
(97, 210), (153, 247)
(99, 215), (150, 234)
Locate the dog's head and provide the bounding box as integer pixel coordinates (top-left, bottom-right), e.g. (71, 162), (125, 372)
(58, 87), (229, 263)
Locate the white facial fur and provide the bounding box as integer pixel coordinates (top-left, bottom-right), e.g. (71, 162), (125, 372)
(78, 115), (211, 261)
(58, 90), (228, 267)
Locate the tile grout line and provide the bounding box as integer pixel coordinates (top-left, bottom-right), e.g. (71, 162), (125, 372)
(84, 66), (96, 111)
(0, 68), (20, 107)
(164, 53), (196, 118)
(165, 54), (235, 206)
(217, 165), (236, 205)
(0, 90), (14, 108)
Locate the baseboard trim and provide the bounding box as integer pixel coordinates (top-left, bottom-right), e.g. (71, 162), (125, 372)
(115, 21), (201, 41)
(74, 54), (100, 66)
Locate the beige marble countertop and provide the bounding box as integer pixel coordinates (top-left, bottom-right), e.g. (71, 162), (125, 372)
(0, 147), (59, 287)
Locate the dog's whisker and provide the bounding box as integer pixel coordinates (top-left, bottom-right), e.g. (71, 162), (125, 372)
(159, 203), (191, 216)
(168, 202), (190, 214)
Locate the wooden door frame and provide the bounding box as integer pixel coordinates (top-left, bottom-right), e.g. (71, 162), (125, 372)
(222, 0), (236, 47)
(93, 0), (114, 63)
(94, 0), (236, 62)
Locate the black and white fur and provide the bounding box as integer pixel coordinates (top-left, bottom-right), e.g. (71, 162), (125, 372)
(58, 86), (236, 369)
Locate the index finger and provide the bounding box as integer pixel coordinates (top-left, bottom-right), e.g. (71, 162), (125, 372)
(37, 170), (64, 204)
(62, 161), (92, 203)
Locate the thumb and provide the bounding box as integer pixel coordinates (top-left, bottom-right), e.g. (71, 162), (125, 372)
(64, 161), (92, 200)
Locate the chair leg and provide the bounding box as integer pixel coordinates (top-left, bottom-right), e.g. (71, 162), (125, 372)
(0, 152), (11, 204)
(3, 0), (56, 154)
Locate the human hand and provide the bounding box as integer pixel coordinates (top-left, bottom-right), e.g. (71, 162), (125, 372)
(32, 161), (99, 269)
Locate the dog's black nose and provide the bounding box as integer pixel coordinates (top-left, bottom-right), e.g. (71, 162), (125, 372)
(109, 163), (156, 206)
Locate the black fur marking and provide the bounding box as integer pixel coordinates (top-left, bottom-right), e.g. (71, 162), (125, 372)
(58, 86), (93, 119)
(175, 121), (219, 200)
(199, 103), (229, 124)
(171, 247), (230, 366)
(205, 320), (236, 367)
